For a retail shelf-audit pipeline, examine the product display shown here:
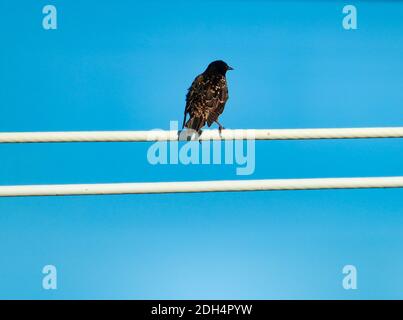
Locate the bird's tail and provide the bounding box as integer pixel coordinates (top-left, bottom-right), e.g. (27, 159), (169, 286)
(182, 112), (187, 129)
(185, 116), (204, 133)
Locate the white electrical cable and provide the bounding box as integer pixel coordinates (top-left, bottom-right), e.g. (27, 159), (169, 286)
(0, 127), (403, 143)
(0, 177), (402, 197)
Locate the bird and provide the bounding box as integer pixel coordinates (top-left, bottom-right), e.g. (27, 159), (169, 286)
(182, 60), (233, 134)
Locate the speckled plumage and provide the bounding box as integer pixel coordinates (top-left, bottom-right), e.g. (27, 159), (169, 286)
(182, 60), (233, 132)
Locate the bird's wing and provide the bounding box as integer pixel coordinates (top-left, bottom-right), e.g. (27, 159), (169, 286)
(184, 74), (229, 130)
(205, 77), (229, 126)
(185, 74), (204, 115)
(183, 74), (205, 129)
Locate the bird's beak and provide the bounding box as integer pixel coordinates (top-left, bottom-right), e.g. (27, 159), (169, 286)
(227, 66), (234, 70)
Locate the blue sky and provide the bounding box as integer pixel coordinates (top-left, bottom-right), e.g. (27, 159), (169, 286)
(0, 0), (403, 299)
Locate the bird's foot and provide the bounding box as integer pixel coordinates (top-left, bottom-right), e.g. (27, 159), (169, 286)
(197, 129), (203, 144)
(218, 125), (225, 137)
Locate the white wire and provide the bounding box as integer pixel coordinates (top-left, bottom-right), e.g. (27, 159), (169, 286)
(1, 128), (402, 196)
(0, 127), (403, 143)
(0, 177), (402, 197)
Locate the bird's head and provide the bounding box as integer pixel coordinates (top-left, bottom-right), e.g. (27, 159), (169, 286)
(205, 60), (234, 76)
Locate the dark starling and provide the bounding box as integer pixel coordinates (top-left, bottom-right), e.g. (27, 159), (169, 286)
(182, 60), (233, 134)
